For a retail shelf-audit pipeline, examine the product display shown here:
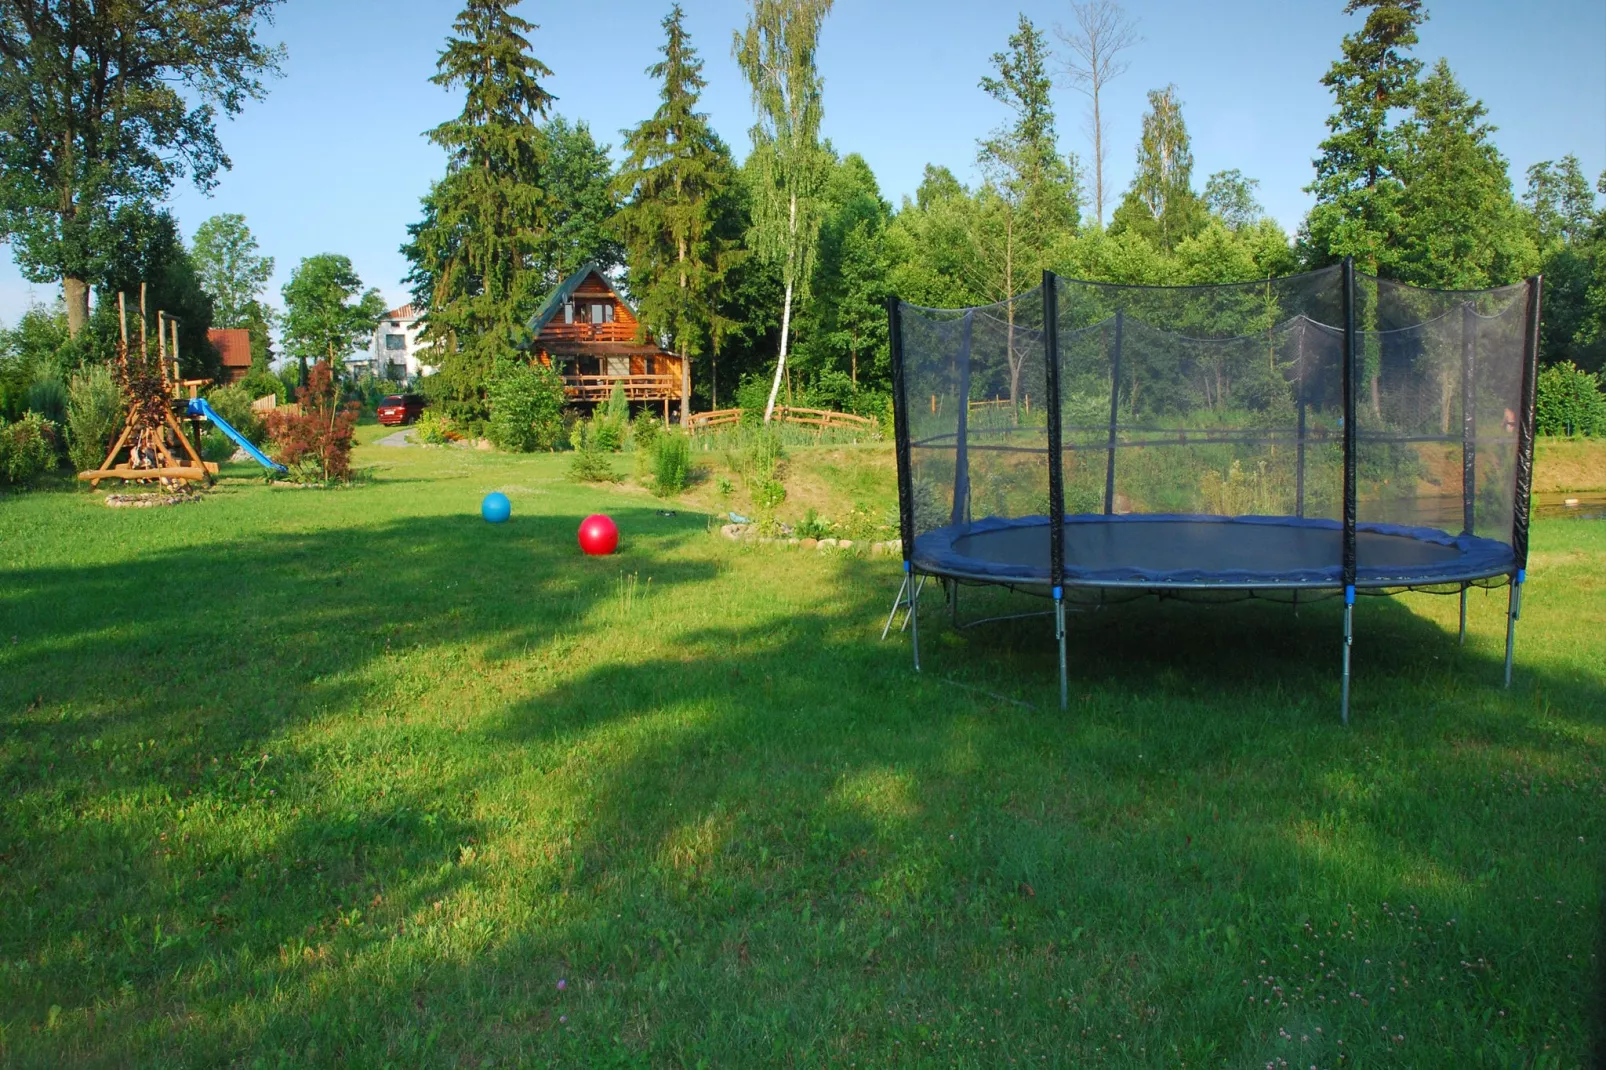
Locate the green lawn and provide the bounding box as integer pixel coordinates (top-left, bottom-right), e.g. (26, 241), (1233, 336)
(2, 433), (1603, 1067)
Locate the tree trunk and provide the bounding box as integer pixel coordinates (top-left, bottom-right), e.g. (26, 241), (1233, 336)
(1092, 84), (1105, 227)
(63, 277), (90, 338)
(763, 193), (800, 424)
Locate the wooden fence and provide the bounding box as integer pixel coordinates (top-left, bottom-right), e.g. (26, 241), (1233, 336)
(686, 406), (877, 432)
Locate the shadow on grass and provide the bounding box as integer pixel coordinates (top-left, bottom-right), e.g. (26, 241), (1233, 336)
(0, 526), (1602, 1066)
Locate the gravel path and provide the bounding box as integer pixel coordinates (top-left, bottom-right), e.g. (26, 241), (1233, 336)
(375, 429), (416, 447)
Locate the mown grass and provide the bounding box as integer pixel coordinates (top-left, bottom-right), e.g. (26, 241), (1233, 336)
(1, 431), (1602, 1067)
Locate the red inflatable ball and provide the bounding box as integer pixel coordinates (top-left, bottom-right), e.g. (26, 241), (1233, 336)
(578, 514), (619, 556)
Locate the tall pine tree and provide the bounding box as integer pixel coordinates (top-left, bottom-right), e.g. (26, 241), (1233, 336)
(1393, 60), (1533, 289)
(1303, 0), (1425, 274)
(406, 0), (555, 420)
(612, 5), (734, 420)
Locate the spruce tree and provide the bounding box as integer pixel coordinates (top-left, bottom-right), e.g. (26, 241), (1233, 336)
(612, 5), (733, 419)
(1393, 60), (1533, 289)
(406, 0), (555, 421)
(1303, 0), (1426, 274)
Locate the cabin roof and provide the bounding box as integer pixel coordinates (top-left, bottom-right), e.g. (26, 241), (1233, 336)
(525, 263), (642, 340)
(208, 328), (253, 369)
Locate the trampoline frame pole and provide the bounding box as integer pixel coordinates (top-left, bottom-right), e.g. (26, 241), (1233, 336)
(1339, 258), (1359, 724)
(1458, 584), (1468, 646)
(1460, 302), (1477, 537)
(1341, 588), (1354, 728)
(910, 566), (922, 672)
(1055, 588), (1067, 710)
(1104, 308), (1123, 516)
(1295, 318), (1307, 519)
(1504, 571), (1523, 688)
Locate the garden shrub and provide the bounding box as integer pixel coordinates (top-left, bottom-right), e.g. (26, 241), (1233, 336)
(605, 381), (630, 426)
(265, 362), (359, 483)
(0, 413), (61, 486)
(66, 365), (125, 472)
(567, 421), (618, 483)
(631, 411), (662, 452)
(1535, 361), (1606, 437)
(735, 375), (772, 424)
(589, 414), (623, 453)
(206, 383), (266, 444)
(651, 433), (691, 497)
(200, 429), (236, 463)
(487, 359), (566, 452)
(415, 411), (457, 445)
(27, 374), (68, 425)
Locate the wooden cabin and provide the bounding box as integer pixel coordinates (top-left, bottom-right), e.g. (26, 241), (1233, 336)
(526, 264), (689, 422)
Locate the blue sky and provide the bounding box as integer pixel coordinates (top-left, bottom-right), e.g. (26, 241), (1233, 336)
(1, 0), (1602, 327)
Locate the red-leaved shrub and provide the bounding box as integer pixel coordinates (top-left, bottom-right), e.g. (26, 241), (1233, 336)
(266, 362), (360, 482)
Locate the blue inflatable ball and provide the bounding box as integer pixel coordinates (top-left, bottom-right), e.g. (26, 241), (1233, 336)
(481, 492), (512, 524)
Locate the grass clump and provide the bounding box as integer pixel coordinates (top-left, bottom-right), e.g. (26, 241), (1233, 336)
(651, 433), (691, 497)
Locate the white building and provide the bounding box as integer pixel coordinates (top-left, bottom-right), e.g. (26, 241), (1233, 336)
(350, 304), (435, 383)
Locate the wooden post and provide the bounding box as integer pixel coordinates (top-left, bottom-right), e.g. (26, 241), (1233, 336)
(139, 284), (148, 359)
(118, 292), (129, 347)
(170, 316), (181, 385)
(680, 352), (691, 428)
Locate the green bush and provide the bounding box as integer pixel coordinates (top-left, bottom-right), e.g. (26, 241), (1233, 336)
(487, 360), (566, 452)
(27, 374), (68, 425)
(415, 411), (457, 445)
(567, 421), (618, 482)
(651, 433), (691, 497)
(590, 415), (623, 453)
(631, 411), (662, 452)
(66, 365), (125, 473)
(1536, 361), (1606, 437)
(0, 413), (61, 486)
(605, 381), (629, 426)
(201, 429), (236, 463)
(206, 383), (267, 444)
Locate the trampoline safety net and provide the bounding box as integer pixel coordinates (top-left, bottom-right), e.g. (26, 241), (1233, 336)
(890, 262), (1540, 592)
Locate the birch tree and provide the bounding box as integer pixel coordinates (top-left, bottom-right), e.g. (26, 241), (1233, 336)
(733, 0), (833, 423)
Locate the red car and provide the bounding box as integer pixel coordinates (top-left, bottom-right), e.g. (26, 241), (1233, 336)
(377, 394), (426, 426)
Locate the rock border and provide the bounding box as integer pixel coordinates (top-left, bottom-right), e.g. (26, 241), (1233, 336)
(720, 523), (901, 557)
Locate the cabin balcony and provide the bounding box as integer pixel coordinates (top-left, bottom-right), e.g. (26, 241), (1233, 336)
(562, 374), (682, 402)
(539, 320), (639, 344)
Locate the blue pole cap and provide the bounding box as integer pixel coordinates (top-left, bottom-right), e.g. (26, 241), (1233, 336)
(1344, 585), (1356, 606)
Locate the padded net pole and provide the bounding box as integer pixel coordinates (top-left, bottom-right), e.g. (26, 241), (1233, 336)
(1104, 307), (1123, 516)
(1340, 257), (1359, 725)
(1295, 318), (1308, 519)
(1507, 275), (1543, 688)
(951, 311), (974, 527)
(887, 297), (914, 567)
(1460, 302), (1477, 537)
(1044, 271), (1068, 710)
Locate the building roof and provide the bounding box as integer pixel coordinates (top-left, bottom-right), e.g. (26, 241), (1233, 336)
(208, 328), (253, 369)
(383, 304), (420, 321)
(524, 263), (643, 341)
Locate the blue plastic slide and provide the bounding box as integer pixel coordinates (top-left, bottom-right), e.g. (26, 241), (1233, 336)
(186, 397), (287, 472)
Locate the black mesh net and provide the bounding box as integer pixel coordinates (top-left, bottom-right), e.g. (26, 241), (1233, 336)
(892, 266), (1535, 590)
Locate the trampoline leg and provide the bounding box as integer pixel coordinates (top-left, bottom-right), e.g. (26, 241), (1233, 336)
(1504, 572), (1524, 688)
(1054, 590), (1067, 710)
(950, 579), (959, 626)
(911, 571), (922, 673)
(901, 575), (926, 634)
(1292, 589), (1300, 618)
(881, 575), (910, 641)
(1458, 585), (1468, 647)
(1340, 588), (1355, 727)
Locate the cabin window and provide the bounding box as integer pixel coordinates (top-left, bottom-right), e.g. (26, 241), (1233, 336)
(563, 301), (574, 324)
(590, 303), (605, 325)
(606, 356), (630, 377)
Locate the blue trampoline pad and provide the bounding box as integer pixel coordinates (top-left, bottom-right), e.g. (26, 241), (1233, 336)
(914, 514), (1516, 589)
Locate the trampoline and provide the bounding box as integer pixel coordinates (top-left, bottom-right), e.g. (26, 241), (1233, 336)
(884, 260), (1542, 722)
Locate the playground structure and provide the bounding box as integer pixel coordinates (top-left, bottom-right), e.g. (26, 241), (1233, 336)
(79, 286), (284, 489)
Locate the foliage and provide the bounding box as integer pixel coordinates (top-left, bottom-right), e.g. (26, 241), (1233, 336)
(205, 383), (267, 445)
(537, 116), (623, 284)
(0, 0), (282, 336)
(191, 214), (277, 339)
(651, 433), (692, 496)
(631, 411), (663, 452)
(0, 413), (61, 485)
(280, 254), (385, 375)
(1110, 85), (1201, 250)
(566, 422), (619, 482)
(265, 362), (359, 482)
(605, 381), (630, 427)
(404, 0), (555, 423)
(1535, 361), (1606, 437)
(85, 207), (221, 381)
(414, 411), (459, 446)
(1390, 60), (1534, 289)
(486, 359), (566, 452)
(734, 0), (835, 421)
(27, 374), (67, 425)
(799, 154), (890, 388)
(1203, 169), (1263, 231)
(65, 366), (125, 472)
(611, 5), (737, 374)
(1052, 0), (1142, 229)
(1302, 0), (1426, 274)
